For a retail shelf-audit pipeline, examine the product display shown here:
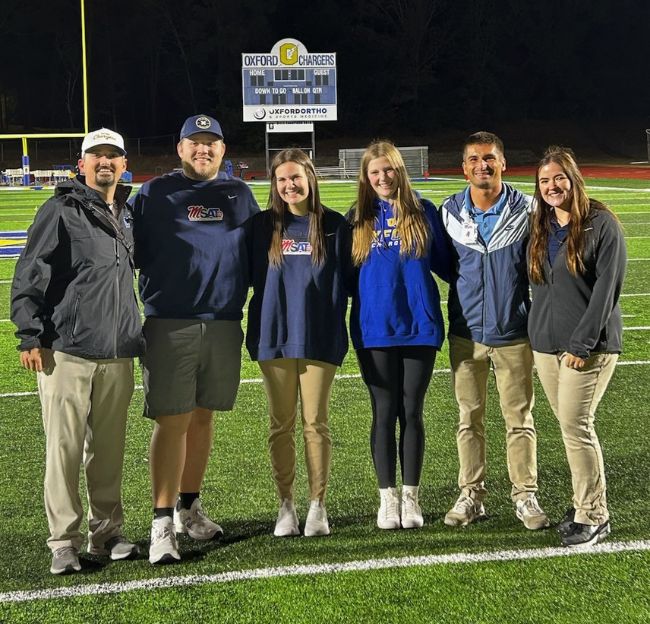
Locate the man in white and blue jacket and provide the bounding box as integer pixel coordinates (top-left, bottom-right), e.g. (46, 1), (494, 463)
(439, 132), (548, 531)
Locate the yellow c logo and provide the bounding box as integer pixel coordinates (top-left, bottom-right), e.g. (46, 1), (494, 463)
(280, 43), (299, 65)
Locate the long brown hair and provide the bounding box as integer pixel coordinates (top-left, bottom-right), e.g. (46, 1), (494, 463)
(351, 140), (429, 266)
(267, 149), (325, 267)
(529, 146), (618, 283)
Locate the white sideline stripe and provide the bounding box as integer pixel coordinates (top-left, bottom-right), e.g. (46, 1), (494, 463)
(2, 362), (650, 399)
(1, 539), (649, 604)
(624, 326), (650, 330)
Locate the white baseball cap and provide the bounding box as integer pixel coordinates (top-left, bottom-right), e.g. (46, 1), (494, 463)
(81, 128), (126, 155)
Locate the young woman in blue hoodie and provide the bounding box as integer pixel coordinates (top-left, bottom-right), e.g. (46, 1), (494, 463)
(349, 141), (451, 530)
(246, 149), (350, 538)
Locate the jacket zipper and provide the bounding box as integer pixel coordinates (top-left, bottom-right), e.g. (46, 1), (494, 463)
(114, 238), (120, 358)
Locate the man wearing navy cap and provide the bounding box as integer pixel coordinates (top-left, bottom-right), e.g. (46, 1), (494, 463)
(131, 115), (259, 564)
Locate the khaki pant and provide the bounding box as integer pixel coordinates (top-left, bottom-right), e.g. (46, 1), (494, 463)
(449, 335), (537, 502)
(534, 351), (617, 525)
(37, 351), (134, 552)
(259, 359), (336, 502)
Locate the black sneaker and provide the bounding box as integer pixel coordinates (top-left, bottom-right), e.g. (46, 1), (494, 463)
(556, 507), (576, 537)
(561, 520), (610, 547)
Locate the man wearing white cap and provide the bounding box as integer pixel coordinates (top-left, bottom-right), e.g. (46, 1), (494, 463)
(11, 128), (144, 574)
(131, 115), (259, 564)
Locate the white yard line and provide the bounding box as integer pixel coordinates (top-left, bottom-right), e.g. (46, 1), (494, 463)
(2, 361), (649, 399)
(1, 539), (649, 604)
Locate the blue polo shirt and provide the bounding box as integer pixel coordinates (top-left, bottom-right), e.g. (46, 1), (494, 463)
(465, 187), (508, 244)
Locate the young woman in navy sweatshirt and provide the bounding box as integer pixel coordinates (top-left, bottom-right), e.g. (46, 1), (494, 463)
(349, 141), (451, 529)
(246, 149), (350, 537)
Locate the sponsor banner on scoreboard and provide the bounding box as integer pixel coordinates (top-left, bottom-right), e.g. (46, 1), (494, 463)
(242, 39), (337, 123)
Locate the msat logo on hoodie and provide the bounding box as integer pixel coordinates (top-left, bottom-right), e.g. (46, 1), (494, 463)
(187, 205), (224, 221)
(282, 238), (312, 255)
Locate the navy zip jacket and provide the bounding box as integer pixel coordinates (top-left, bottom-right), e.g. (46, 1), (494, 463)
(349, 198), (451, 350)
(440, 184), (532, 346)
(245, 208), (350, 366)
(131, 171), (259, 320)
(528, 207), (626, 359)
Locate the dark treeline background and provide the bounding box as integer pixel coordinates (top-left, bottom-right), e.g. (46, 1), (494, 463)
(1, 0), (649, 156)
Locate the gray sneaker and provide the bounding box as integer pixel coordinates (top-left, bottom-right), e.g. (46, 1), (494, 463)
(88, 536), (139, 560)
(444, 494), (487, 527)
(149, 516), (181, 565)
(515, 493), (550, 530)
(50, 546), (81, 575)
(174, 499), (223, 540)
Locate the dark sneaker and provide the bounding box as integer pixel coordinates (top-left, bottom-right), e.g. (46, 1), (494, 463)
(88, 536), (139, 560)
(557, 508), (576, 537)
(561, 521), (610, 547)
(50, 546), (81, 575)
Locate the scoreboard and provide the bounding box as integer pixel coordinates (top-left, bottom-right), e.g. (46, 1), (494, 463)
(242, 39), (337, 122)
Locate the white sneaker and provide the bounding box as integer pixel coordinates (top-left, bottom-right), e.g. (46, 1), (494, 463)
(149, 516), (180, 565)
(401, 486), (424, 529)
(444, 494), (487, 527)
(377, 487), (401, 530)
(515, 493), (550, 530)
(304, 500), (330, 537)
(174, 498), (223, 540)
(274, 498), (300, 537)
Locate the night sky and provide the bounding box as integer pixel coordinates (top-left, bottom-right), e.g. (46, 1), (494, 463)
(1, 0), (649, 156)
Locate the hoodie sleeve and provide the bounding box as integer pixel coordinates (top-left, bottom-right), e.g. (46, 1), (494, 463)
(424, 200), (453, 282)
(10, 199), (64, 351)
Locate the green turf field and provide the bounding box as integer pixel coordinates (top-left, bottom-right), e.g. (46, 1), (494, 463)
(1, 177), (649, 623)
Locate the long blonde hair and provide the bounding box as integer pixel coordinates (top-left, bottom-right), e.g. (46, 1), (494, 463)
(351, 140), (429, 266)
(529, 146), (618, 284)
(267, 149), (325, 267)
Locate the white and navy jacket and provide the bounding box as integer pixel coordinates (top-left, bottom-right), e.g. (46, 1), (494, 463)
(440, 183), (532, 346)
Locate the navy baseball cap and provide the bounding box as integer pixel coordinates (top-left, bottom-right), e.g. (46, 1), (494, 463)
(180, 115), (224, 141)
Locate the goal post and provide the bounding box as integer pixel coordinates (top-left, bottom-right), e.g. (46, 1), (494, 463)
(0, 0), (89, 185)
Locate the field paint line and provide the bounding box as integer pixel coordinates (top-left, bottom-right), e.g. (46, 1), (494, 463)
(628, 258), (650, 262)
(3, 361), (650, 399)
(620, 293), (650, 297)
(1, 538), (649, 604)
(623, 326), (650, 331)
(626, 236), (650, 239)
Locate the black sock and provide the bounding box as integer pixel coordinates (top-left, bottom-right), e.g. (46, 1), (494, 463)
(153, 507), (174, 519)
(178, 492), (200, 511)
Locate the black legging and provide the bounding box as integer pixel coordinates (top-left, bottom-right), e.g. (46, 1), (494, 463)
(356, 346), (436, 488)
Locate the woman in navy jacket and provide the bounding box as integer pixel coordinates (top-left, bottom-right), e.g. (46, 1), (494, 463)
(528, 146), (626, 547)
(349, 140), (451, 530)
(246, 149), (350, 538)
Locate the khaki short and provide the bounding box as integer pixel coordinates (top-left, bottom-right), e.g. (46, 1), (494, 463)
(142, 318), (243, 418)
